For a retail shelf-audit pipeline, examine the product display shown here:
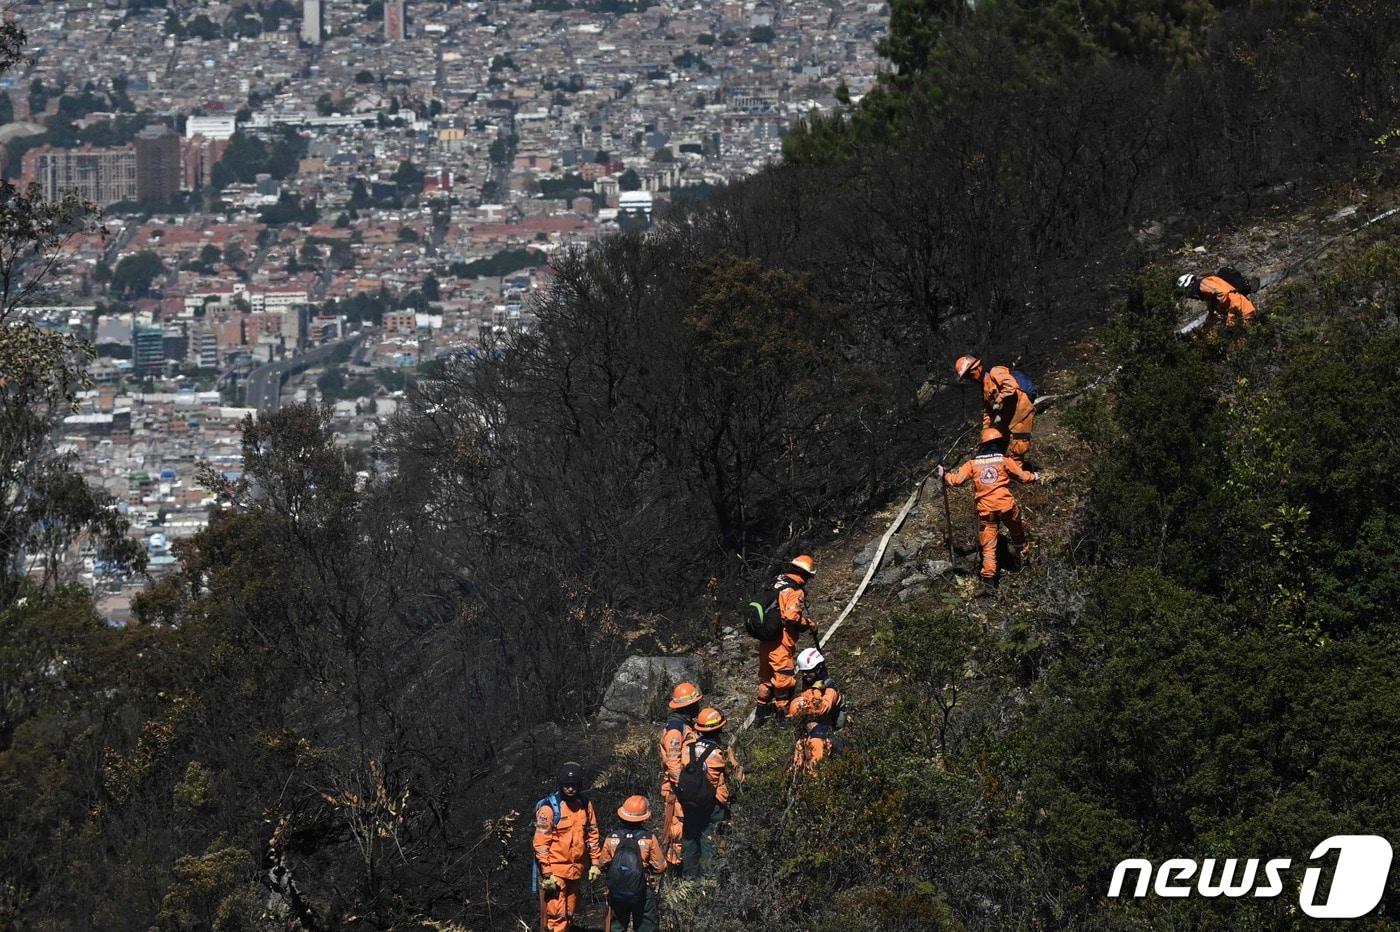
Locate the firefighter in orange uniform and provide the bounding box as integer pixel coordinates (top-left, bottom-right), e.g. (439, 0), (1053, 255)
(677, 708), (744, 878)
(657, 682), (702, 868)
(755, 555), (818, 726)
(1178, 273), (1256, 330)
(940, 429), (1040, 589)
(954, 355), (1037, 463)
(532, 761), (604, 932)
(597, 795), (667, 932)
(787, 647), (846, 775)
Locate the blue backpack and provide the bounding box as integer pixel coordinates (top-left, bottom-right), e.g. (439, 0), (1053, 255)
(1011, 369), (1037, 402)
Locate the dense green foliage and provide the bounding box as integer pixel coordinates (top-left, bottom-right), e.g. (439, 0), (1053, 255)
(694, 252), (1400, 929)
(209, 129), (307, 188)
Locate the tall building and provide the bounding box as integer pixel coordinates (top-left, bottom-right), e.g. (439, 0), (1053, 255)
(134, 125), (181, 204)
(301, 0), (321, 44)
(133, 325), (166, 377)
(181, 135), (231, 191)
(23, 145), (138, 206)
(384, 0), (405, 40)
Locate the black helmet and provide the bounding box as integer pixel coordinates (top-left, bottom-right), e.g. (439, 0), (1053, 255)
(557, 761), (583, 788)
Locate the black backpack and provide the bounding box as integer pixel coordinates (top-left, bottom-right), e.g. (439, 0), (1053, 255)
(605, 830), (648, 904)
(675, 741), (719, 815)
(1216, 265), (1260, 296)
(744, 578), (792, 641)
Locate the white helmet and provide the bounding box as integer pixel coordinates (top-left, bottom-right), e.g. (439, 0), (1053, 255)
(795, 647), (825, 673)
(1176, 273), (1197, 292)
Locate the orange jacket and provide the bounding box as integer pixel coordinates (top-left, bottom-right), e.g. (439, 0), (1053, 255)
(944, 451), (1038, 514)
(776, 574), (814, 630)
(787, 682), (843, 727)
(533, 795), (603, 880)
(598, 828), (667, 883)
(681, 735), (744, 806)
(658, 717), (697, 789)
(982, 365), (1035, 437)
(1198, 275), (1255, 326)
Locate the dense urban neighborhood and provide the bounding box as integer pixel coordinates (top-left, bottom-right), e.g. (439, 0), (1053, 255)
(5, 0), (887, 612)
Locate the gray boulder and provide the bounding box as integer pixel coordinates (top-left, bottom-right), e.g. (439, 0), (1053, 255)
(596, 656), (704, 727)
(922, 559), (954, 578)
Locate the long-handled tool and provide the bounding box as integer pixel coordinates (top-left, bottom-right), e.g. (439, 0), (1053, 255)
(604, 902), (614, 932)
(938, 462), (955, 563)
(537, 881), (547, 932)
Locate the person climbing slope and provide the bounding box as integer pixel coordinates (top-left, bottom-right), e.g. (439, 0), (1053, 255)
(939, 429), (1040, 590)
(954, 355), (1037, 464)
(657, 681), (703, 869)
(786, 647), (846, 776)
(1177, 271), (1256, 331)
(532, 761), (604, 932)
(597, 795), (667, 932)
(754, 555), (818, 726)
(676, 707), (744, 879)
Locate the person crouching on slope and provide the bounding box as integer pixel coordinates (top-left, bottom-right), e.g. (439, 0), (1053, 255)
(657, 681), (703, 869)
(755, 555), (818, 726)
(939, 429), (1040, 590)
(787, 647), (846, 776)
(597, 795), (667, 932)
(533, 761), (604, 932)
(1177, 272), (1255, 331)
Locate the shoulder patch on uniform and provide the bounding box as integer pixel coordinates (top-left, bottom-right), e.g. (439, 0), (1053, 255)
(536, 809), (553, 828)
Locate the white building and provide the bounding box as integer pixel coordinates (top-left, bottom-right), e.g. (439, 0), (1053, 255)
(185, 114), (237, 141)
(301, 0), (321, 44)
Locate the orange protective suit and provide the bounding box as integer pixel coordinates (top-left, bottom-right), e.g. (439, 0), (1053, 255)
(944, 451), (1039, 580)
(533, 795), (603, 932)
(791, 724), (840, 775)
(1198, 275), (1256, 329)
(680, 734), (744, 805)
(980, 365), (1036, 462)
(756, 574), (815, 714)
(657, 717), (696, 866)
(787, 682), (844, 727)
(788, 682), (845, 777)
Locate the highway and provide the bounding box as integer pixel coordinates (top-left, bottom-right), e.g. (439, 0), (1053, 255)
(244, 333), (367, 414)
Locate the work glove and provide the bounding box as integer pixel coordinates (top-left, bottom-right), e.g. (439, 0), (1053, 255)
(541, 874), (560, 893)
(935, 464), (945, 479)
(990, 401), (1003, 414)
(915, 380), (935, 406)
(587, 865), (602, 882)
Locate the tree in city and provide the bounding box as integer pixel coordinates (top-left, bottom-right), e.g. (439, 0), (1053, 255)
(392, 159), (425, 195)
(185, 13), (220, 39)
(110, 250), (165, 299)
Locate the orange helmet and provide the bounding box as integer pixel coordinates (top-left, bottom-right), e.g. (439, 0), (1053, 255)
(617, 795), (651, 823)
(668, 682), (703, 710)
(789, 554), (816, 577)
(694, 707), (726, 732)
(954, 355), (981, 380)
(980, 427), (1005, 445)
